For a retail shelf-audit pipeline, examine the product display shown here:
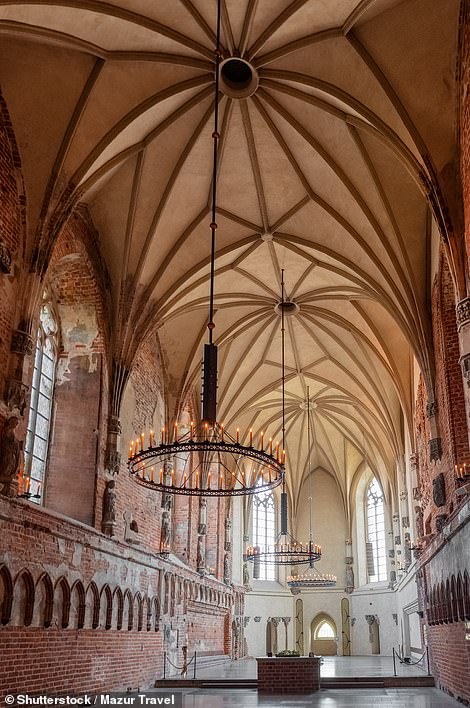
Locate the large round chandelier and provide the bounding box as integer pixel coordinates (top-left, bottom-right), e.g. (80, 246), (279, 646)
(127, 0), (284, 498)
(286, 390), (337, 591)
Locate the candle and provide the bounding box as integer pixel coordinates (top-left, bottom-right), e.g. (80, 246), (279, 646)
(207, 470), (211, 489)
(196, 470), (199, 489)
(236, 428), (239, 444)
(204, 422), (208, 440)
(141, 432), (144, 451)
(190, 421), (194, 440)
(150, 430), (154, 448)
(162, 427), (165, 445)
(249, 429), (253, 447)
(171, 469), (175, 486)
(160, 468), (163, 485)
(151, 467), (154, 482)
(183, 472), (187, 488)
(221, 424), (224, 441)
(174, 423), (178, 443)
(25, 477), (30, 493)
(259, 431), (264, 450)
(37, 481), (42, 496)
(220, 472), (223, 490)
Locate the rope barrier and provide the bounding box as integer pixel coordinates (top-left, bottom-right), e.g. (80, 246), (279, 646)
(394, 646), (427, 666)
(165, 654), (195, 671)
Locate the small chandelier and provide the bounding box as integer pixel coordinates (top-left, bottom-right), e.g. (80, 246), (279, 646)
(286, 390), (336, 591)
(287, 569), (337, 590)
(246, 279), (322, 573)
(127, 0), (284, 498)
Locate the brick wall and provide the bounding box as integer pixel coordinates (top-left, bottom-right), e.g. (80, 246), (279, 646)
(257, 657), (321, 693)
(461, 0), (470, 268)
(415, 253), (469, 536)
(43, 214), (108, 525)
(0, 91), (24, 427)
(0, 496), (237, 694)
(415, 251), (470, 704)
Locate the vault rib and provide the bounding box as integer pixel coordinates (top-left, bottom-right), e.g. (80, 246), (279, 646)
(240, 100), (270, 232)
(0, 0), (214, 59)
(37, 57), (104, 244)
(252, 95), (419, 336)
(239, 0), (259, 56)
(247, 0), (311, 61)
(258, 86), (418, 320)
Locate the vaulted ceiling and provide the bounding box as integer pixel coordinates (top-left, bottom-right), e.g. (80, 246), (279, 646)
(0, 0), (461, 510)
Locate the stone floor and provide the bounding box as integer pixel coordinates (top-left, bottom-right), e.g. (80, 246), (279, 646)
(161, 688), (462, 707)
(194, 655), (429, 679)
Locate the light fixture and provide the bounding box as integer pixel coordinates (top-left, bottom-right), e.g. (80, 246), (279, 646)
(127, 0), (284, 498)
(246, 277), (322, 574)
(286, 388), (337, 591)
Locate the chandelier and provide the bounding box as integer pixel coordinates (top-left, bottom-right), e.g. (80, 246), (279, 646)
(127, 0), (284, 498)
(245, 280), (322, 574)
(286, 389), (337, 591)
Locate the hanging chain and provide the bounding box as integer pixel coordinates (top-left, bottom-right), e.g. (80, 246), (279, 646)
(208, 0), (222, 343)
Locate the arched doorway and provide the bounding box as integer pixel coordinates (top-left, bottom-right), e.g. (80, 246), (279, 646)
(311, 613), (337, 656)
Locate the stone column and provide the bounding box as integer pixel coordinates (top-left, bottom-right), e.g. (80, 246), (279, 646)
(105, 360), (129, 477)
(160, 461), (173, 556)
(426, 401), (442, 462)
(345, 539), (354, 593)
(282, 617), (291, 651)
(197, 497), (206, 574)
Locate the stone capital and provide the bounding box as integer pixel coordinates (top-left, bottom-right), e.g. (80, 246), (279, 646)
(456, 296), (470, 331)
(11, 329), (34, 356)
(0, 240), (12, 274)
(429, 437), (442, 462)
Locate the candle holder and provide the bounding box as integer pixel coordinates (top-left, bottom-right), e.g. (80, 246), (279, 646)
(128, 421), (284, 498)
(287, 567), (337, 589)
(246, 533), (322, 567)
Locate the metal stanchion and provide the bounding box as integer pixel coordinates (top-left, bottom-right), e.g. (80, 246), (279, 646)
(426, 645), (431, 676)
(194, 651), (197, 679)
(163, 652), (166, 680)
(392, 648), (397, 677)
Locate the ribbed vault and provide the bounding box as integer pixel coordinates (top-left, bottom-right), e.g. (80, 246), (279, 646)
(0, 0), (462, 512)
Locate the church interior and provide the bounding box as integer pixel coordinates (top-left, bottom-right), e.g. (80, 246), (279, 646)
(0, 0), (470, 705)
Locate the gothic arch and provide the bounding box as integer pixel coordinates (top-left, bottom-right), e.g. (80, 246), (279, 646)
(85, 582), (100, 629)
(12, 569), (34, 627)
(0, 565), (13, 625)
(34, 573), (54, 628)
(70, 580), (85, 630)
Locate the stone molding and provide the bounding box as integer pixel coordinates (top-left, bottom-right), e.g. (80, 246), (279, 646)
(456, 296), (470, 331)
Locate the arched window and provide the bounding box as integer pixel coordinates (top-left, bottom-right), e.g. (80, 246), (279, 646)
(252, 481), (276, 580)
(315, 620), (335, 639)
(366, 477), (387, 582)
(24, 301), (58, 502)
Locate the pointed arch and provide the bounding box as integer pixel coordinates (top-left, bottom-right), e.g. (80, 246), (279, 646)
(70, 580), (86, 629)
(100, 585), (113, 630)
(123, 589), (134, 631)
(113, 587), (124, 630)
(85, 582), (100, 629)
(34, 573), (54, 628)
(0, 565), (13, 625)
(53, 577), (71, 628)
(12, 570), (35, 626)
